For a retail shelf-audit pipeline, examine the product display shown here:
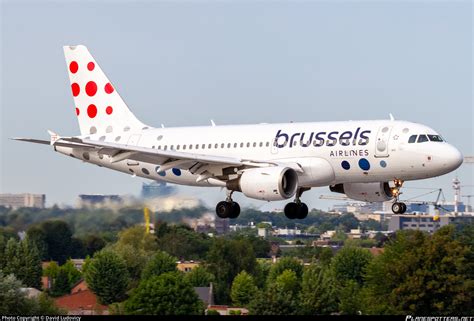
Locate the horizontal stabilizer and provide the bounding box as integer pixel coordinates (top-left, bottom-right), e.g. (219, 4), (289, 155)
(11, 137), (50, 145)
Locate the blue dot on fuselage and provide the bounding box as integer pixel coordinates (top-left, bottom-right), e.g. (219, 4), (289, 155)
(341, 161), (350, 170)
(172, 168), (182, 176)
(380, 160), (387, 168)
(359, 158), (370, 171)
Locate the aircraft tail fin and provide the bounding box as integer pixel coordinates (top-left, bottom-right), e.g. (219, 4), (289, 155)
(63, 45), (147, 136)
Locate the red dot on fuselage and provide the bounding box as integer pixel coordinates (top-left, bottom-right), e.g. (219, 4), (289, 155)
(87, 104), (97, 118)
(87, 62), (95, 71)
(104, 83), (114, 94)
(85, 81), (97, 96)
(69, 61), (78, 73)
(71, 83), (80, 96)
(76, 107), (80, 116)
(106, 106), (113, 115)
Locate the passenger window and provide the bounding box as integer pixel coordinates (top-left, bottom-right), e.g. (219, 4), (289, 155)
(417, 135), (429, 143)
(202, 144), (205, 149)
(215, 143), (218, 148)
(208, 144), (212, 149)
(234, 143), (237, 148)
(177, 145), (180, 150)
(221, 143), (225, 148)
(182, 145), (186, 150)
(240, 143), (244, 148)
(227, 143), (231, 148)
(259, 142), (263, 147)
(164, 145), (168, 150)
(428, 135), (443, 142)
(266, 142), (270, 147)
(408, 135), (417, 143)
(247, 143), (250, 147)
(253, 142), (256, 147)
(195, 144), (199, 149)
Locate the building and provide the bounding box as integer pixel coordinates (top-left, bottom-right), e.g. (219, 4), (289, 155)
(0, 193), (45, 208)
(177, 260), (200, 273)
(194, 285), (214, 306)
(141, 181), (175, 198)
(55, 280), (108, 315)
(214, 218), (230, 234)
(77, 194), (122, 208)
(389, 214), (474, 233)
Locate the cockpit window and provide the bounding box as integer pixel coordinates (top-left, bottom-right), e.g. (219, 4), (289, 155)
(417, 135), (429, 143)
(428, 135), (443, 142)
(408, 135), (417, 143)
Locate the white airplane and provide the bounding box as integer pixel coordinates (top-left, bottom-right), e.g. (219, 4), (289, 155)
(15, 45), (464, 219)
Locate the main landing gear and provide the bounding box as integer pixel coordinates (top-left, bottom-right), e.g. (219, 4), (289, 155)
(391, 179), (407, 214)
(215, 190), (240, 219)
(284, 188), (310, 219)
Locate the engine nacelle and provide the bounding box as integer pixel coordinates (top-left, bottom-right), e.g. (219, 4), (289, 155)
(227, 167), (298, 201)
(330, 182), (393, 202)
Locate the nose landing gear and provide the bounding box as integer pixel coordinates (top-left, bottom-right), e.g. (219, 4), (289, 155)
(215, 190), (240, 219)
(391, 179), (407, 214)
(284, 188), (310, 219)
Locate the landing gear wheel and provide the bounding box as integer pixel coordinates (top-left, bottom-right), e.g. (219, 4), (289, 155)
(400, 202), (407, 214)
(392, 202), (407, 214)
(296, 203), (309, 219)
(284, 202), (299, 219)
(228, 202), (240, 219)
(216, 201), (231, 218)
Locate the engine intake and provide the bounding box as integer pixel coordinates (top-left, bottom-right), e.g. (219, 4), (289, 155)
(227, 166), (298, 201)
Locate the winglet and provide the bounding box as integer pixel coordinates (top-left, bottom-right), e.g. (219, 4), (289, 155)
(389, 113), (395, 121)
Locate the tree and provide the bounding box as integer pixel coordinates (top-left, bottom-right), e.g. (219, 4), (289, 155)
(338, 280), (362, 315)
(26, 226), (48, 260)
(363, 227), (473, 315)
(125, 272), (203, 315)
(41, 220), (73, 264)
(50, 268), (71, 297)
(84, 249), (129, 304)
(185, 265), (215, 287)
(268, 257), (303, 283)
(275, 269), (299, 294)
(141, 251), (178, 279)
(331, 246), (372, 285)
(206, 238), (257, 304)
(299, 264), (338, 315)
(84, 235), (106, 256)
(231, 271), (258, 306)
(61, 259), (82, 287)
(249, 283), (300, 315)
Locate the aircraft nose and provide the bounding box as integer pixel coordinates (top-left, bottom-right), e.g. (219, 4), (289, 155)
(441, 144), (463, 171)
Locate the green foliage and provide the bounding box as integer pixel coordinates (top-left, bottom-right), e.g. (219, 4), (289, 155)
(230, 234), (271, 258)
(50, 268), (71, 297)
(83, 234), (107, 257)
(206, 238), (257, 304)
(84, 249), (129, 305)
(184, 265), (215, 287)
(61, 259), (82, 287)
(0, 271), (64, 315)
(338, 280), (362, 315)
(1, 237), (42, 289)
(125, 272), (203, 315)
(268, 257), (303, 283)
(155, 222), (211, 260)
(299, 264), (338, 315)
(43, 261), (60, 279)
(206, 309), (220, 315)
(331, 246), (372, 285)
(363, 227), (473, 315)
(141, 251), (178, 279)
(26, 226), (48, 260)
(38, 220), (73, 264)
(275, 269), (299, 295)
(249, 283), (300, 315)
(231, 271), (258, 306)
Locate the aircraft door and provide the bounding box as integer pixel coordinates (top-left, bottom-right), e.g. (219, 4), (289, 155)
(270, 138), (278, 155)
(374, 126), (392, 157)
(127, 134), (141, 146)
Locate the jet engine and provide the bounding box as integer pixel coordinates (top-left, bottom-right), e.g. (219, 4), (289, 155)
(330, 182), (393, 202)
(227, 166), (298, 201)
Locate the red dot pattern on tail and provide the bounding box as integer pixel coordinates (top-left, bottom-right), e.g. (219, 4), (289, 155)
(69, 61), (78, 73)
(71, 83), (80, 96)
(106, 106), (113, 115)
(76, 107), (80, 116)
(87, 104), (97, 118)
(85, 81), (98, 96)
(87, 62), (95, 71)
(104, 83), (114, 94)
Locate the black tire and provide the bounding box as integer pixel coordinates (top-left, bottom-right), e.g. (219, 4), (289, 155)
(216, 201), (231, 218)
(400, 202), (407, 214)
(392, 202), (402, 214)
(228, 202), (241, 219)
(296, 203), (309, 219)
(284, 202), (298, 219)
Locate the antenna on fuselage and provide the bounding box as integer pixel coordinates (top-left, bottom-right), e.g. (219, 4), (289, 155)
(389, 113), (395, 121)
(210, 119), (216, 127)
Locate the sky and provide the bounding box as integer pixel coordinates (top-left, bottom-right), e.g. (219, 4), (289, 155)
(1, 0), (473, 211)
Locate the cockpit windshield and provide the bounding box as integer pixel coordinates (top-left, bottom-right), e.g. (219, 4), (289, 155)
(408, 134), (444, 143)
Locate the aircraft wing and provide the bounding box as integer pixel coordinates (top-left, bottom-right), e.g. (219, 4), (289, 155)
(14, 135), (295, 181)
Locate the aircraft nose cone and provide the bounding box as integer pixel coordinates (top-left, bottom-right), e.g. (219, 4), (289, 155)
(442, 144), (463, 171)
